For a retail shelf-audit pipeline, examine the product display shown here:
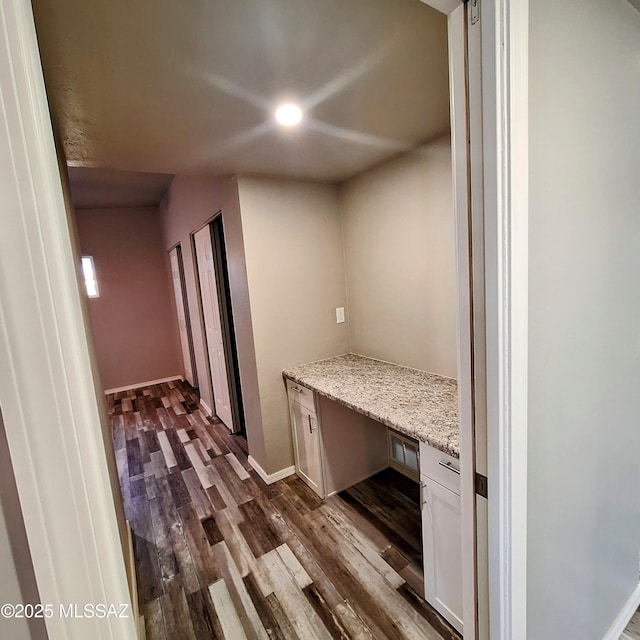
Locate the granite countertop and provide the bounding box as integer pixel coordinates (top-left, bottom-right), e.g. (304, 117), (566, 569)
(282, 353), (459, 458)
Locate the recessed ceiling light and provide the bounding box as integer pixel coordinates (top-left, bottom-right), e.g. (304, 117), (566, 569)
(275, 103), (303, 127)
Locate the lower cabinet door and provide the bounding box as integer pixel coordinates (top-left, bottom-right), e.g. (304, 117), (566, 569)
(421, 474), (463, 633)
(290, 400), (324, 497)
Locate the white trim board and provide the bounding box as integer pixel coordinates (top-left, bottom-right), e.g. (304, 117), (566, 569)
(602, 582), (640, 640)
(104, 375), (183, 395)
(248, 456), (295, 485)
(482, 0), (530, 638)
(447, 4), (481, 639)
(0, 0), (137, 637)
(199, 398), (213, 417)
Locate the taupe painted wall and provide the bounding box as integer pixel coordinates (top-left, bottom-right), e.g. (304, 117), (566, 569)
(527, 1), (640, 638)
(237, 177), (350, 474)
(75, 207), (182, 391)
(340, 134), (456, 377)
(160, 176), (266, 469)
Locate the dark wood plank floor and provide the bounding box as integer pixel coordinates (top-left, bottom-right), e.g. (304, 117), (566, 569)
(108, 380), (460, 640)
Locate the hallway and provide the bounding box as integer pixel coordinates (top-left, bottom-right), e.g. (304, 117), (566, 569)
(109, 380), (458, 640)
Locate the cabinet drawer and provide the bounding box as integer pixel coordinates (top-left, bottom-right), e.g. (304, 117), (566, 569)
(286, 378), (316, 412)
(419, 441), (460, 496)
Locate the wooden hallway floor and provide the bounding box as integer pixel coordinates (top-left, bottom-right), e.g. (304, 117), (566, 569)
(108, 380), (459, 640)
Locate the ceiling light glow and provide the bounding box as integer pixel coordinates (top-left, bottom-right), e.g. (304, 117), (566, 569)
(275, 103), (303, 127)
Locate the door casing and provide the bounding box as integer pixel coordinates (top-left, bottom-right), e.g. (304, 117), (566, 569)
(169, 244), (198, 388)
(193, 223), (235, 430)
(192, 216), (245, 435)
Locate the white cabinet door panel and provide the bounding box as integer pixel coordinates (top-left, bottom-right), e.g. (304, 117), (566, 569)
(422, 474), (463, 634)
(289, 399), (323, 498)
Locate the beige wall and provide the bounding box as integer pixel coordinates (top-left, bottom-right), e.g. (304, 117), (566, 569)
(340, 134), (457, 377)
(75, 207), (182, 391)
(527, 1), (640, 639)
(238, 177), (350, 474)
(160, 176), (266, 468)
(159, 144), (456, 476)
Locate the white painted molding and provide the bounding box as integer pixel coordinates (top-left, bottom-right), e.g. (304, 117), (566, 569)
(199, 398), (213, 416)
(0, 0), (137, 638)
(602, 582), (640, 640)
(104, 375), (183, 395)
(482, 0), (529, 639)
(248, 456), (295, 485)
(447, 3), (480, 639)
(418, 0), (463, 16)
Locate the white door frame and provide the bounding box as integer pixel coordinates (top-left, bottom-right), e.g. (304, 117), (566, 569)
(421, 1), (484, 637)
(420, 0), (529, 638)
(480, 1), (529, 638)
(193, 223), (235, 430)
(170, 244), (197, 387)
(445, 4), (483, 639)
(0, 1), (136, 639)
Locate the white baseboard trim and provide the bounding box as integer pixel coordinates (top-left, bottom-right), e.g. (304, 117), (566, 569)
(104, 375), (183, 395)
(199, 399), (213, 416)
(248, 455), (295, 485)
(602, 581), (640, 640)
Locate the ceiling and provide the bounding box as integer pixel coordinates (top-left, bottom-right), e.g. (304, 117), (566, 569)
(68, 168), (173, 209)
(33, 0), (450, 186)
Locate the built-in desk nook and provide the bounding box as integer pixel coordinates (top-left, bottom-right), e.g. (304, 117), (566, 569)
(283, 353), (463, 634)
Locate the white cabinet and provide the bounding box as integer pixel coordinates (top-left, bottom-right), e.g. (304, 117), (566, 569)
(286, 379), (389, 499)
(287, 380), (324, 497)
(420, 442), (463, 634)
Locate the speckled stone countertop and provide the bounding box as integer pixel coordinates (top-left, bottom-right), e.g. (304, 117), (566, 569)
(283, 353), (459, 458)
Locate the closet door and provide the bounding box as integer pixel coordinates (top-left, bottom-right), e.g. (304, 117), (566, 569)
(169, 246), (196, 387)
(193, 226), (234, 430)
